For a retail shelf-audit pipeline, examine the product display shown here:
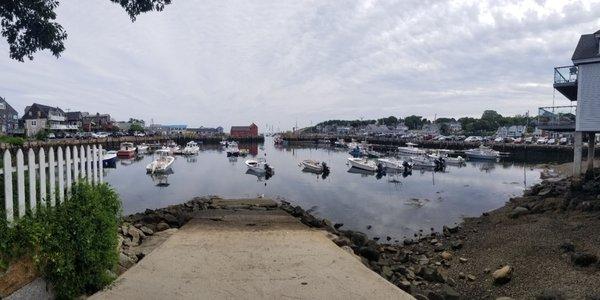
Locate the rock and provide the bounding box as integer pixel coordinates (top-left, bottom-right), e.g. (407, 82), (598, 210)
(413, 294), (428, 300)
(443, 225), (459, 234)
(430, 239), (438, 245)
(427, 290), (444, 300)
(333, 223), (344, 230)
(381, 266), (393, 278)
(450, 240), (463, 250)
(403, 238), (414, 246)
(458, 272), (466, 279)
(350, 232), (368, 247)
(467, 274), (476, 281)
(140, 226), (154, 236)
(417, 254), (429, 265)
(358, 246), (380, 261)
(535, 289), (566, 300)
(509, 206), (529, 218)
(442, 285), (460, 300)
(492, 266), (513, 284)
(118, 252), (135, 269)
(418, 266), (447, 283)
(156, 222), (170, 232)
(484, 268), (491, 274)
(571, 252), (598, 267)
(332, 236), (352, 247)
(128, 226), (143, 245)
(459, 257), (468, 263)
(559, 241), (575, 253)
(538, 187), (553, 197)
(396, 280), (411, 293)
(441, 251), (453, 261)
(496, 297), (515, 300)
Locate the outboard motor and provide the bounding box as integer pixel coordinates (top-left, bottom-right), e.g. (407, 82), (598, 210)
(322, 162), (330, 175)
(402, 160), (412, 170)
(376, 163), (386, 175)
(265, 164), (274, 177)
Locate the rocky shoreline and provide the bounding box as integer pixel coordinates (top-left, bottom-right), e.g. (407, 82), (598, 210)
(116, 169), (600, 299)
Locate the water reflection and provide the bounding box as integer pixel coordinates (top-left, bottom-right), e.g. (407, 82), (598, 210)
(104, 138), (545, 239)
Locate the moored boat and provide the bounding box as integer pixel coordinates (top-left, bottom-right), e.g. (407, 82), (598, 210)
(102, 150), (118, 167)
(117, 142), (136, 158)
(377, 158), (412, 172)
(464, 145), (500, 160)
(300, 160), (330, 174)
(245, 158), (274, 175)
(182, 141), (200, 155)
(137, 143), (149, 153)
(398, 143), (426, 156)
(347, 157), (378, 172)
(226, 146), (240, 157)
(146, 149), (175, 173)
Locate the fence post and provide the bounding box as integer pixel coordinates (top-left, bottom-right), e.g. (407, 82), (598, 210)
(98, 144), (104, 183)
(3, 150), (13, 223)
(16, 149), (25, 218)
(92, 145), (98, 185)
(65, 146), (72, 195)
(73, 146), (79, 181)
(27, 149), (37, 214)
(39, 148), (46, 208)
(48, 147), (56, 207)
(57, 147), (64, 204)
(86, 145), (92, 184)
(80, 145), (86, 179)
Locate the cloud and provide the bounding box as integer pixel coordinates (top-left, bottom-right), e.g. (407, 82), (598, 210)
(0, 0), (598, 129)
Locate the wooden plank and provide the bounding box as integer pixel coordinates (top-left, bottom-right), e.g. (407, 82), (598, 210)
(92, 145), (98, 185)
(86, 145), (92, 184)
(39, 148), (47, 208)
(66, 146), (72, 196)
(57, 147), (64, 204)
(4, 150), (13, 223)
(16, 150), (25, 218)
(73, 146), (79, 181)
(48, 147), (56, 207)
(99, 144), (104, 183)
(80, 145), (86, 179)
(27, 149), (37, 214)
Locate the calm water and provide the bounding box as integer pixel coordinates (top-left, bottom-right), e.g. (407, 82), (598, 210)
(104, 138), (542, 240)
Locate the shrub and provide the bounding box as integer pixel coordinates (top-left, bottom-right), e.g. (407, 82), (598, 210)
(0, 183), (122, 299)
(0, 136), (25, 146)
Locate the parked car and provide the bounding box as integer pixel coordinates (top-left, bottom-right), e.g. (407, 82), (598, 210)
(133, 131), (146, 137)
(547, 138), (556, 144)
(464, 136), (482, 142)
(513, 137), (523, 144)
(95, 132), (109, 138)
(524, 137), (534, 144)
(47, 133), (56, 139)
(493, 137), (504, 143)
(559, 137), (569, 145)
(537, 137), (548, 144)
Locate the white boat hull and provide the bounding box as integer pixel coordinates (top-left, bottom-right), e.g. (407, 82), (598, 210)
(146, 156), (175, 173)
(377, 158), (409, 171)
(301, 160), (325, 173)
(348, 158), (377, 172)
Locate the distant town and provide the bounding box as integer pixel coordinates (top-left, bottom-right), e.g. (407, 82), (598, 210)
(0, 99), (259, 141)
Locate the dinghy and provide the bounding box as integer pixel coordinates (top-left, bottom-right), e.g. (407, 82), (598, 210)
(146, 149), (175, 173)
(347, 157), (378, 172)
(245, 158), (274, 175)
(300, 160), (329, 174)
(182, 141), (200, 155)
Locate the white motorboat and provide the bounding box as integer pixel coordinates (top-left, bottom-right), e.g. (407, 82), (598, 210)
(444, 156), (466, 164)
(245, 158), (274, 175)
(226, 146), (240, 157)
(377, 158), (412, 171)
(166, 141), (181, 154)
(347, 157), (378, 172)
(137, 143), (149, 153)
(300, 160), (329, 173)
(146, 149), (175, 173)
(464, 145), (500, 160)
(410, 155), (439, 168)
(334, 139), (346, 148)
(398, 143), (426, 156)
(182, 141), (200, 155)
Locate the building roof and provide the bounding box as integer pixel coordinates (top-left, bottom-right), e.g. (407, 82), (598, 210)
(231, 126), (252, 131)
(572, 30), (600, 62)
(0, 97), (18, 116)
(22, 103), (65, 119)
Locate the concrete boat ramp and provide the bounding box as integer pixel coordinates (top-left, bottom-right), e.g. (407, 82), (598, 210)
(92, 199), (412, 299)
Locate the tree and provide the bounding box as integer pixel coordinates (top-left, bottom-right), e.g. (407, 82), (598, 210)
(129, 123), (144, 132)
(404, 115), (427, 130)
(0, 0), (173, 61)
(377, 116), (399, 126)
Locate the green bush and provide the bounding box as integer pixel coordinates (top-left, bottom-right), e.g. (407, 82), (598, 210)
(0, 136), (25, 146)
(0, 183), (122, 299)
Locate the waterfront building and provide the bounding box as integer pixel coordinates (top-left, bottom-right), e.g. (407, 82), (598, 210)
(230, 123), (259, 137)
(192, 126), (224, 136)
(66, 111), (89, 130)
(553, 29), (600, 174)
(496, 125), (527, 138)
(0, 97), (19, 135)
(21, 103), (77, 137)
(82, 113), (115, 132)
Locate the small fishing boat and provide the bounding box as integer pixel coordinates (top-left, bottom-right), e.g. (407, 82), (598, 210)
(245, 158), (274, 175)
(444, 156), (466, 164)
(410, 155), (441, 168)
(182, 141), (200, 155)
(349, 146), (364, 157)
(300, 160), (330, 173)
(166, 141), (181, 154)
(334, 138), (346, 148)
(102, 150), (118, 167)
(347, 157), (378, 172)
(239, 149), (250, 157)
(377, 158), (412, 172)
(464, 145), (500, 160)
(146, 149), (175, 173)
(117, 142), (136, 158)
(364, 146), (383, 158)
(137, 143), (149, 153)
(226, 146), (240, 157)
(398, 143), (426, 156)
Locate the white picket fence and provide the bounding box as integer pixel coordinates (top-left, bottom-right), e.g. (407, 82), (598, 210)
(2, 144), (104, 223)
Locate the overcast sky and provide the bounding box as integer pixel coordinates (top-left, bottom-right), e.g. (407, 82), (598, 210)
(1, 0), (599, 130)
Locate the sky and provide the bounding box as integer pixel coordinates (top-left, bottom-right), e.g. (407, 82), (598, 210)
(1, 0), (599, 131)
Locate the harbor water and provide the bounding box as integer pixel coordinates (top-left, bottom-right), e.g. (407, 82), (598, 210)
(105, 138), (546, 240)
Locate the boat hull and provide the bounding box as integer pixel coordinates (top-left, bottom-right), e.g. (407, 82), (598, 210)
(348, 158), (377, 172)
(117, 150), (135, 158)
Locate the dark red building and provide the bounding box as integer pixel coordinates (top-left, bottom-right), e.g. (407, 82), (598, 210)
(230, 123), (258, 137)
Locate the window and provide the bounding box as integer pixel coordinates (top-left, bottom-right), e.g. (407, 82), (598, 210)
(0, 103), (5, 109)
(12, 115), (17, 120)
(31, 120), (36, 126)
